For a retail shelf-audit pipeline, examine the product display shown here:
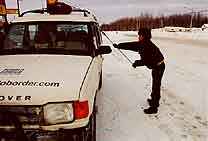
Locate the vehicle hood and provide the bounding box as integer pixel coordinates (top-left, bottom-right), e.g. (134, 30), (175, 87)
(0, 55), (92, 105)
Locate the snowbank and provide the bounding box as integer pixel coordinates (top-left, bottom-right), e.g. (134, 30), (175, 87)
(107, 29), (208, 44)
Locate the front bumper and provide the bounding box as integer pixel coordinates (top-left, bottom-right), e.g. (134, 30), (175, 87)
(0, 118), (89, 140)
(0, 126), (86, 140)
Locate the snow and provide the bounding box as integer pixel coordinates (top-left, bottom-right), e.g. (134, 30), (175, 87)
(96, 30), (208, 141)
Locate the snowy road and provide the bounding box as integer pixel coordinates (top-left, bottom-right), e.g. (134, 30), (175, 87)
(96, 31), (208, 141)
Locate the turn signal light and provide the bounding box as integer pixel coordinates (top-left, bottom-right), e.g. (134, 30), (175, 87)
(74, 101), (89, 119)
(47, 0), (57, 5)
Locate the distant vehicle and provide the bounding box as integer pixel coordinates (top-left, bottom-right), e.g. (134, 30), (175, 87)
(0, 3), (111, 141)
(164, 26), (191, 32)
(202, 24), (208, 31)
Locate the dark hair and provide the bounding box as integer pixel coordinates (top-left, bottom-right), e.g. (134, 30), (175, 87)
(138, 28), (152, 39)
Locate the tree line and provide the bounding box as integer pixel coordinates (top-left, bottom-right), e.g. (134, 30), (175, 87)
(101, 13), (208, 31)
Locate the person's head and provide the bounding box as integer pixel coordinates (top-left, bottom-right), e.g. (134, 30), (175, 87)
(138, 28), (152, 41)
(40, 23), (57, 33)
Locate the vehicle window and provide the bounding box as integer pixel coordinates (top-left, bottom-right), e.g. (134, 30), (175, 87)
(91, 24), (102, 48)
(94, 25), (102, 46)
(2, 22), (92, 56)
(4, 24), (25, 49)
(28, 25), (37, 41)
(59, 24), (88, 33)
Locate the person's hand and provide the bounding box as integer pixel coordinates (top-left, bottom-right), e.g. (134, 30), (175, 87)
(132, 62), (137, 68)
(113, 43), (119, 48)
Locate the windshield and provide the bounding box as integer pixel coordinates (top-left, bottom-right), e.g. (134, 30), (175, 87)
(1, 22), (93, 55)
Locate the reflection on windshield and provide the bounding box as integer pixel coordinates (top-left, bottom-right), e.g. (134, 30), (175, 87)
(2, 22), (91, 55)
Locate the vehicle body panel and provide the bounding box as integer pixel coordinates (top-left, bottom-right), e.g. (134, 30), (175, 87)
(0, 55), (92, 105)
(0, 5), (110, 140)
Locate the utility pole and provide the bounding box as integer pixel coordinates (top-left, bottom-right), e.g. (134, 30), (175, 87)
(136, 11), (140, 31)
(136, 16), (138, 31)
(184, 7), (194, 31)
(160, 19), (163, 28)
(190, 8), (194, 29)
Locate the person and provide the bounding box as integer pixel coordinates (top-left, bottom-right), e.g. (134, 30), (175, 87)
(0, 27), (5, 48)
(113, 28), (165, 114)
(35, 24), (58, 48)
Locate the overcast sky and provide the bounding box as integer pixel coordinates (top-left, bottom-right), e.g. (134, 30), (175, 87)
(5, 0), (208, 23)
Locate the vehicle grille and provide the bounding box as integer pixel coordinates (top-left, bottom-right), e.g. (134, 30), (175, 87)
(0, 106), (43, 126)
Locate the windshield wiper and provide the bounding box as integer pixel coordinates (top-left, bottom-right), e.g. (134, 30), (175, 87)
(0, 48), (34, 55)
(35, 48), (90, 55)
(0, 48), (90, 56)
(33, 48), (71, 54)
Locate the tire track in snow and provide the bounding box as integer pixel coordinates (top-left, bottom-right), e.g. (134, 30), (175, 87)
(101, 32), (208, 140)
(96, 76), (123, 141)
(147, 88), (208, 141)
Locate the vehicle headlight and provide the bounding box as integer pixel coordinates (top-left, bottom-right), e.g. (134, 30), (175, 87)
(43, 103), (74, 125)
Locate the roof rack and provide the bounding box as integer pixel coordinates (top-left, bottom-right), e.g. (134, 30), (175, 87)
(72, 8), (98, 21)
(19, 7), (97, 21)
(19, 8), (47, 17)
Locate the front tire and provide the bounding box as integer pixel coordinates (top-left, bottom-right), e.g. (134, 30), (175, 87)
(87, 105), (96, 141)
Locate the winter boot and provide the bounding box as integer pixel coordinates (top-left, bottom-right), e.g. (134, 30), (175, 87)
(147, 98), (160, 108)
(147, 98), (155, 107)
(147, 98), (152, 103)
(143, 107), (158, 114)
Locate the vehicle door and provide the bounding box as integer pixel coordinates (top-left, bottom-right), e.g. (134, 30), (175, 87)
(79, 23), (103, 108)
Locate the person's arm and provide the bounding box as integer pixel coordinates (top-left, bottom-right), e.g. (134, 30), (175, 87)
(132, 60), (145, 68)
(113, 41), (138, 52)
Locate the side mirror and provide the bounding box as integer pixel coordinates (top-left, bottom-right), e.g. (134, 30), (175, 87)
(96, 45), (112, 55)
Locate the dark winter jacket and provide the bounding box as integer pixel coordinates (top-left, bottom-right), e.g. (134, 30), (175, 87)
(117, 39), (164, 69)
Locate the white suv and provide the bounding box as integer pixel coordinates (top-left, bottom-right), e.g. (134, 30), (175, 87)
(0, 4), (111, 141)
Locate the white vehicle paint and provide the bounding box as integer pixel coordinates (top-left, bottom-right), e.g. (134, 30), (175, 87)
(0, 4), (111, 141)
(0, 55), (94, 105)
